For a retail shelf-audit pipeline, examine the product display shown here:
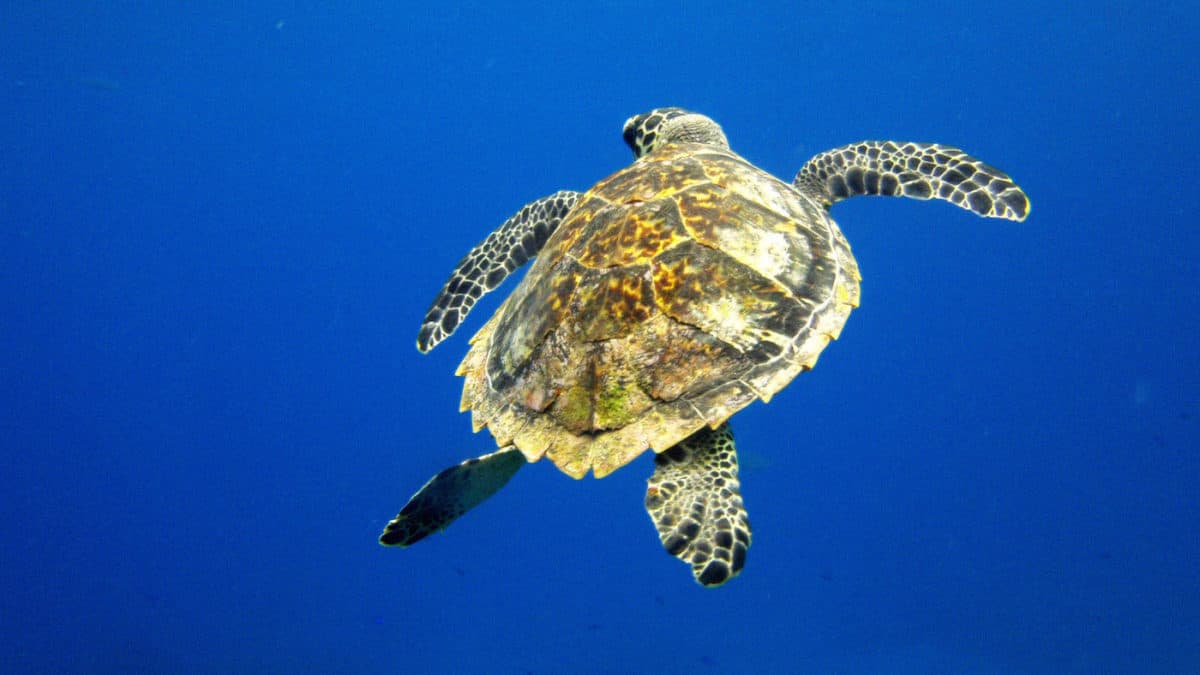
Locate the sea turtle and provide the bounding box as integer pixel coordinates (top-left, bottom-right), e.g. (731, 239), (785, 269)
(381, 108), (1029, 586)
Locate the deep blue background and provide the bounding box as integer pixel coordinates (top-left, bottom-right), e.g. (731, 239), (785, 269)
(3, 3), (1198, 673)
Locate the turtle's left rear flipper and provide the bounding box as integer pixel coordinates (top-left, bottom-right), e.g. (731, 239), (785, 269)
(644, 423), (752, 587)
(380, 447), (526, 547)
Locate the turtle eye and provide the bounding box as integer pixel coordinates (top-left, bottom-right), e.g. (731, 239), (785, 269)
(623, 108), (696, 158)
(623, 114), (659, 158)
(622, 120), (642, 156)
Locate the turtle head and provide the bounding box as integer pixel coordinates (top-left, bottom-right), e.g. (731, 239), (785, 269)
(622, 108), (729, 158)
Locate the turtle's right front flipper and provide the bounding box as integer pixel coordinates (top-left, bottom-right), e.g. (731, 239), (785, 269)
(380, 447), (526, 547)
(416, 190), (582, 352)
(793, 141), (1029, 221)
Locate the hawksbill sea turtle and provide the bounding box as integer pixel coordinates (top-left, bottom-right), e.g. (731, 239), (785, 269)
(380, 108), (1029, 587)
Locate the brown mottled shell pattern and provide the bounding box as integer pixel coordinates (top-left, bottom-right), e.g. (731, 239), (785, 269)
(457, 142), (861, 478)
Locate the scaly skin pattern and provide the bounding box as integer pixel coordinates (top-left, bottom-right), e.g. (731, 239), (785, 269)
(417, 190), (582, 353)
(794, 141), (1029, 221)
(645, 422), (751, 587)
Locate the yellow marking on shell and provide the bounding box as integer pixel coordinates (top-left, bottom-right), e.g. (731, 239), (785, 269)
(651, 257), (684, 294)
(573, 268), (655, 342)
(573, 198), (687, 270)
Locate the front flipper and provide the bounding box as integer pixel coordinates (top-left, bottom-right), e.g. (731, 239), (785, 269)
(794, 141), (1030, 221)
(379, 447), (526, 547)
(644, 423), (752, 587)
(416, 190), (582, 352)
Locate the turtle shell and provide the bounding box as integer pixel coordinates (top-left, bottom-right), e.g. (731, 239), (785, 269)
(457, 142), (861, 478)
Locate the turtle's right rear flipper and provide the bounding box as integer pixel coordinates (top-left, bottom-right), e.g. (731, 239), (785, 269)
(644, 423), (752, 587)
(380, 447), (526, 547)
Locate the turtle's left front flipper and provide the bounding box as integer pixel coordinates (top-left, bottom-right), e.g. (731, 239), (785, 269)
(380, 447), (526, 547)
(645, 423), (752, 587)
(417, 190), (582, 353)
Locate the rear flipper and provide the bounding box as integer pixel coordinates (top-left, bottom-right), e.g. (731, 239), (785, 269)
(644, 423), (752, 587)
(380, 447), (526, 547)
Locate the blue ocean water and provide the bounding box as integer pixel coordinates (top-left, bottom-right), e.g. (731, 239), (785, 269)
(3, 3), (1198, 673)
